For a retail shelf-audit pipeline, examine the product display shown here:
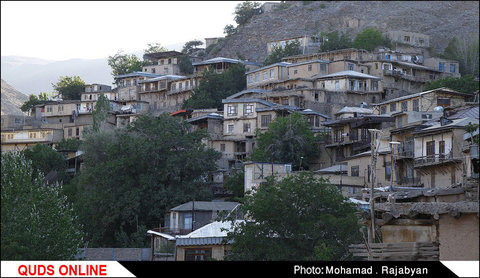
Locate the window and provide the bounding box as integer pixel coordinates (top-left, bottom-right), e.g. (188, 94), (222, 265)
(419, 39), (424, 45)
(244, 104), (254, 115)
(380, 106), (387, 114)
(160, 59), (165, 65)
(335, 81), (339, 91)
(413, 99), (420, 112)
(293, 69), (298, 75)
(385, 162), (392, 181)
(227, 124), (234, 133)
(164, 67), (169, 74)
(437, 98), (451, 107)
(184, 213), (192, 230)
(29, 132), (37, 139)
(426, 141), (435, 159)
(390, 103), (396, 112)
(261, 115), (272, 127)
(308, 65), (312, 71)
(255, 73), (259, 82)
(243, 122), (251, 132)
(348, 63), (354, 71)
(263, 71), (267, 80)
(68, 128), (72, 137)
(375, 63), (379, 70)
(151, 68), (156, 74)
(351, 166), (360, 177)
(385, 54), (391, 60)
(450, 64), (456, 73)
(314, 93), (319, 101)
(179, 82), (183, 89)
(76, 128), (80, 136)
(370, 80), (378, 91)
(47, 106), (53, 113)
(397, 116), (403, 128)
(401, 101), (408, 112)
(248, 75), (253, 84)
(220, 144), (226, 152)
(349, 80), (357, 91)
(269, 69), (274, 79)
(439, 141), (445, 158)
(227, 104), (238, 116)
(321, 82), (325, 89)
(404, 36), (410, 42)
(320, 64), (327, 72)
(168, 58), (172, 64)
(185, 248), (212, 261)
(439, 62), (445, 72)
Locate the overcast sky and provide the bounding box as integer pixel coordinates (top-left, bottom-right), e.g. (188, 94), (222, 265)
(1, 1), (265, 61)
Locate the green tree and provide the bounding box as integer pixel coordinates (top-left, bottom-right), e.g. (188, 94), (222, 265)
(225, 172), (361, 260)
(107, 51), (143, 77)
(182, 40), (204, 55)
(92, 93), (111, 132)
(21, 92), (49, 113)
(178, 55), (194, 75)
(74, 113), (221, 247)
(250, 112), (317, 170)
(224, 24), (237, 37)
(1, 152), (83, 260)
(264, 40), (302, 66)
(353, 28), (391, 51)
(224, 169), (245, 202)
(424, 75), (479, 94)
(52, 76), (85, 100)
(22, 144), (67, 182)
(182, 63), (247, 110)
(234, 1), (261, 26)
(319, 30), (353, 52)
(56, 137), (82, 152)
(441, 36), (479, 77)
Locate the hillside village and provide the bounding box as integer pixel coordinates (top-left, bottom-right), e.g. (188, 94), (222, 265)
(1, 2), (479, 263)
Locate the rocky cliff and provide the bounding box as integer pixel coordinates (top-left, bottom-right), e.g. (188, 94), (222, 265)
(1, 79), (28, 115)
(210, 1), (479, 62)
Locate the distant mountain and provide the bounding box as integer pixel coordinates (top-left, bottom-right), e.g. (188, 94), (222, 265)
(1, 56), (114, 95)
(0, 42), (186, 96)
(1, 79), (28, 115)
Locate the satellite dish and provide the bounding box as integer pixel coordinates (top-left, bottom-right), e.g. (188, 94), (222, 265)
(433, 106), (444, 112)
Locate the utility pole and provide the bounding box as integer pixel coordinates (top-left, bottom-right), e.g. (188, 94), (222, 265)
(368, 129), (380, 244)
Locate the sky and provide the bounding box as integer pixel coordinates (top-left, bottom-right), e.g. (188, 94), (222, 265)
(1, 1), (263, 61)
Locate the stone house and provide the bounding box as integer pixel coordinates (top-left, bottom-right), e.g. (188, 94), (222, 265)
(1, 127), (63, 153)
(424, 57), (461, 78)
(267, 35), (321, 55)
(385, 30), (430, 48)
(142, 51), (183, 75)
(114, 71), (160, 102)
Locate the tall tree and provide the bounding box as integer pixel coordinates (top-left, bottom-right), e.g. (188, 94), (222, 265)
(234, 1), (261, 26)
(353, 28), (391, 51)
(1, 152), (83, 260)
(74, 113), (221, 247)
(21, 92), (49, 113)
(92, 93), (111, 132)
(264, 40), (302, 66)
(182, 63), (247, 110)
(441, 36), (479, 77)
(52, 76), (85, 100)
(22, 143), (67, 182)
(107, 51), (143, 77)
(250, 112), (317, 170)
(182, 40), (204, 55)
(178, 55), (194, 75)
(224, 24), (237, 37)
(319, 31), (353, 52)
(225, 172), (361, 261)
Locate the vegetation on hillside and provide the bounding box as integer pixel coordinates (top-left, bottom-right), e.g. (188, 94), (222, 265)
(225, 172), (361, 260)
(353, 28), (392, 51)
(264, 40), (302, 66)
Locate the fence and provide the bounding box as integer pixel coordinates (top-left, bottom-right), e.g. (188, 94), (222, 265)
(349, 242), (439, 261)
(76, 248), (151, 261)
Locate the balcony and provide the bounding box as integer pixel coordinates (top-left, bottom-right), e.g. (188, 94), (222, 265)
(396, 143), (414, 159)
(396, 176), (422, 187)
(151, 227), (192, 236)
(413, 151), (461, 168)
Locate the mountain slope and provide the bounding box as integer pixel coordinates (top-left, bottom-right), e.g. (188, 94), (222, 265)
(1, 79), (28, 115)
(212, 1), (479, 62)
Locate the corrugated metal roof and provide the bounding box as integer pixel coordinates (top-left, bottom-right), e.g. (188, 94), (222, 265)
(137, 75), (186, 83)
(316, 164), (347, 174)
(245, 62), (291, 75)
(115, 71), (162, 79)
(175, 220), (244, 246)
(335, 106), (373, 115)
(448, 105), (479, 120)
(192, 57), (240, 66)
(314, 70), (381, 80)
(222, 98), (275, 107)
(226, 89), (271, 99)
(170, 201), (240, 212)
(374, 87), (469, 106)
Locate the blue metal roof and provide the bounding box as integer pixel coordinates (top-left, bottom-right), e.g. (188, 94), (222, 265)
(114, 71), (162, 79)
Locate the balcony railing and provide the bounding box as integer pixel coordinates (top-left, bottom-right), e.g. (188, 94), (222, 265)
(396, 176), (422, 186)
(151, 227), (192, 236)
(414, 151), (459, 167)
